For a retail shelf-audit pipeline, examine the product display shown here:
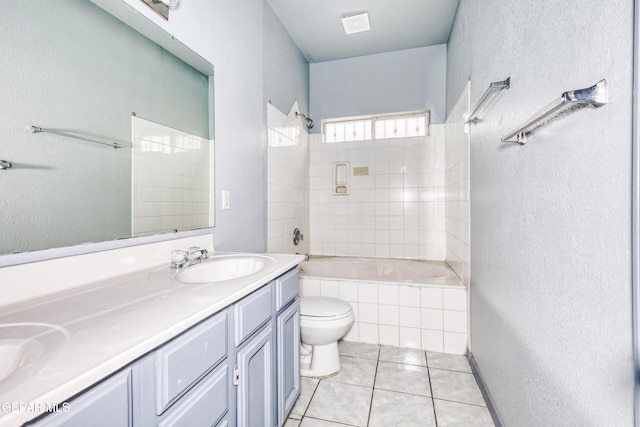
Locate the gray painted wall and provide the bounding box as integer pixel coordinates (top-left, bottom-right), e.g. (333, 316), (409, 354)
(263, 3), (310, 119)
(446, 0), (634, 425)
(309, 44), (447, 131)
(108, 0), (309, 253)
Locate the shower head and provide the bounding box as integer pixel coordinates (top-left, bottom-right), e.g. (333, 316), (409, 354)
(296, 112), (314, 130)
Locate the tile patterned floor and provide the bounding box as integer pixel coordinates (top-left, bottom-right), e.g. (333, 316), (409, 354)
(285, 341), (495, 427)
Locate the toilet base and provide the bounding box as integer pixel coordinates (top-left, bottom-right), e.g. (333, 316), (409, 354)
(299, 341), (342, 378)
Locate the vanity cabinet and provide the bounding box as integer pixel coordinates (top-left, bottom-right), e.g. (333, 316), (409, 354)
(274, 270), (301, 427)
(134, 309), (230, 426)
(28, 267), (300, 427)
(29, 369), (133, 427)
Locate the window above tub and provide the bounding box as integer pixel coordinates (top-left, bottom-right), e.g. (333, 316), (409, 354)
(322, 111), (430, 143)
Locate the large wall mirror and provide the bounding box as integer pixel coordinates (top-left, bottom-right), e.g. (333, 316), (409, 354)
(0, 1), (214, 256)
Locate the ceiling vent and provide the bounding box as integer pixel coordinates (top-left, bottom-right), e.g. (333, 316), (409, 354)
(341, 12), (371, 35)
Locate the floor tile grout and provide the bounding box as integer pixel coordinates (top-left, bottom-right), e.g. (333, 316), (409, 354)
(291, 342), (493, 426)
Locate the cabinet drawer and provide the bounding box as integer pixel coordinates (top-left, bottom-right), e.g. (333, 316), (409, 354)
(158, 364), (228, 427)
(234, 285), (272, 346)
(156, 311), (227, 414)
(30, 369), (132, 426)
(275, 268), (299, 311)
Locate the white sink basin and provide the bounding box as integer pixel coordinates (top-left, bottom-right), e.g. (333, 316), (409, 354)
(174, 254), (274, 284)
(0, 323), (69, 383)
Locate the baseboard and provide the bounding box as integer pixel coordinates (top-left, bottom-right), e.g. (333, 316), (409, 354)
(468, 352), (504, 427)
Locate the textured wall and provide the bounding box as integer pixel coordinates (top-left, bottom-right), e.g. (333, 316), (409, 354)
(310, 45), (447, 129)
(108, 0), (310, 253)
(446, 0), (634, 425)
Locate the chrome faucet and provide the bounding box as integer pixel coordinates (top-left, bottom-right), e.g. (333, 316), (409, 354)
(171, 246), (209, 269)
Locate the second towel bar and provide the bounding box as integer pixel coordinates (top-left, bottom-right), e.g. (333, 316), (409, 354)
(501, 79), (608, 145)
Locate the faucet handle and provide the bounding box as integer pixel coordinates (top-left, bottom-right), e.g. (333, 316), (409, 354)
(171, 250), (188, 268)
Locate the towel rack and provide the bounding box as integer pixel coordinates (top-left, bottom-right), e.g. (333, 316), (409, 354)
(0, 160), (12, 170)
(465, 77), (511, 125)
(31, 126), (124, 149)
(501, 79), (608, 145)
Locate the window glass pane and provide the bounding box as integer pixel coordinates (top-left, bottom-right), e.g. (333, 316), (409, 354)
(323, 112), (427, 143)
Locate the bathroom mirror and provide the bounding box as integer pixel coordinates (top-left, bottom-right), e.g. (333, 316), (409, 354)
(0, 1), (214, 255)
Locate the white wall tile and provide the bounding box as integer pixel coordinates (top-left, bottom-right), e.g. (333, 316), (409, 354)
(359, 282), (378, 303)
(309, 132), (447, 260)
(320, 280), (340, 298)
(302, 278), (321, 296)
(443, 289), (466, 311)
(379, 305), (400, 326)
(339, 281), (359, 302)
(359, 323), (379, 344)
(399, 327), (422, 349)
(421, 288), (443, 309)
(399, 307), (421, 328)
(443, 332), (467, 355)
(422, 329), (444, 352)
(421, 308), (444, 330)
(359, 302), (379, 323)
(399, 286), (421, 307)
(344, 322), (359, 341)
(443, 310), (467, 333)
(379, 325), (400, 346)
(378, 284), (399, 305)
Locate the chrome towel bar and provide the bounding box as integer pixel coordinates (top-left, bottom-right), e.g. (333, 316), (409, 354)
(0, 160), (12, 170)
(501, 79), (608, 145)
(465, 77), (511, 125)
(31, 126), (125, 149)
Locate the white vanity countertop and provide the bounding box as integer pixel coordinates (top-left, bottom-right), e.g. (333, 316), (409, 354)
(0, 249), (304, 427)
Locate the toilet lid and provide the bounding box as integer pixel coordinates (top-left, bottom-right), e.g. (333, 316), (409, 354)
(300, 296), (352, 317)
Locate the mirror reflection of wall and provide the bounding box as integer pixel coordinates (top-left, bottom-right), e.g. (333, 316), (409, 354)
(0, 1), (213, 255)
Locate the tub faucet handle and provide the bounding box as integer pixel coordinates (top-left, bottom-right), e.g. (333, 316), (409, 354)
(293, 228), (303, 246)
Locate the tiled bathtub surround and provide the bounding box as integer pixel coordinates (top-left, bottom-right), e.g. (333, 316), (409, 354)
(309, 125), (446, 260)
(300, 277), (467, 354)
(267, 102), (311, 255)
(131, 116), (214, 236)
(444, 83), (471, 286)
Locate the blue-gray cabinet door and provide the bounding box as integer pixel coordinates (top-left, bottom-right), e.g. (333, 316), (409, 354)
(236, 324), (273, 427)
(276, 299), (300, 427)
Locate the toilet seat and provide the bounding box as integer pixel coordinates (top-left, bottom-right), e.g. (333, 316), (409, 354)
(300, 296), (352, 320)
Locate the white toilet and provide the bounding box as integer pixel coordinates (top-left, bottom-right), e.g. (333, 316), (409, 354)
(299, 296), (354, 378)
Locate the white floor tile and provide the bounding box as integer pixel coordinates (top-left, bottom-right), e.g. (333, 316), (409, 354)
(292, 343), (491, 426)
(305, 381), (373, 427)
(434, 399), (494, 426)
(429, 368), (486, 406)
(369, 389), (436, 427)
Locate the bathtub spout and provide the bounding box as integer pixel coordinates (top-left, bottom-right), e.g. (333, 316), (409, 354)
(296, 253), (310, 262)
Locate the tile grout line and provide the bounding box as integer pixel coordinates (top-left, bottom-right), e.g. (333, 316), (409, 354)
(365, 347), (381, 426)
(425, 350), (440, 427)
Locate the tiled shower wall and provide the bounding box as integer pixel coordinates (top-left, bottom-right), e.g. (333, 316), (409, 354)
(444, 84), (471, 285)
(131, 117), (214, 237)
(267, 102), (311, 255)
(309, 127), (446, 260)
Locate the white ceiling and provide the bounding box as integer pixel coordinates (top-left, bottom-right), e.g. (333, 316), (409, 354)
(266, 0), (460, 63)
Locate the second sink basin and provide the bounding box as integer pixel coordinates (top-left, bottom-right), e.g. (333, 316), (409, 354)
(173, 254), (274, 284)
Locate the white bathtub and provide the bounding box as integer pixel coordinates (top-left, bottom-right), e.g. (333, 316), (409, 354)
(300, 256), (462, 287)
(298, 256), (467, 354)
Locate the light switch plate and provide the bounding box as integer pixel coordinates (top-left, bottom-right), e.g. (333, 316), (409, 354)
(222, 191), (230, 209)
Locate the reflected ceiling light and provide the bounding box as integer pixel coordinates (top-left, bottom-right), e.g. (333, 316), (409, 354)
(341, 12), (371, 35)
